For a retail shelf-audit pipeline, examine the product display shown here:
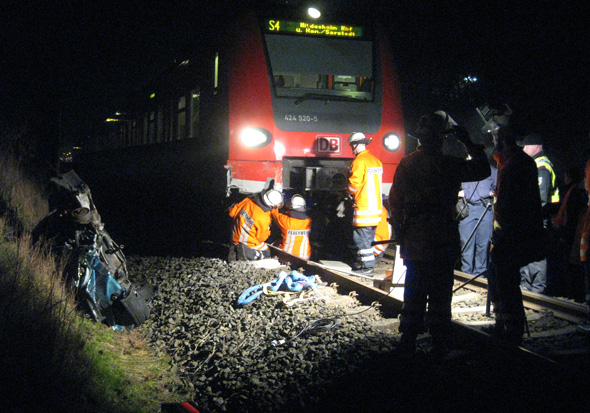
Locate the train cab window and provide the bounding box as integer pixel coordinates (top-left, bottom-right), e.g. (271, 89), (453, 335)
(265, 34), (374, 101)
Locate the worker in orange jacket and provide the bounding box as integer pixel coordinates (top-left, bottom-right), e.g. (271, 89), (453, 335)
(373, 205), (392, 262)
(271, 194), (312, 260)
(228, 189), (283, 261)
(346, 132), (383, 275)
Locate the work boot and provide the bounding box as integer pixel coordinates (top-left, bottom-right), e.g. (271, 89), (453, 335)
(431, 335), (449, 361)
(354, 267), (374, 277)
(504, 319), (524, 346)
(227, 245), (238, 262)
(397, 334), (416, 358)
(480, 323), (505, 339)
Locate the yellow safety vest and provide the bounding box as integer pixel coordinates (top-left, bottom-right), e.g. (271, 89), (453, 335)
(535, 156), (560, 203)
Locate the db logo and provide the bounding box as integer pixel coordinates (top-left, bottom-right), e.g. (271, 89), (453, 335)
(316, 136), (341, 154)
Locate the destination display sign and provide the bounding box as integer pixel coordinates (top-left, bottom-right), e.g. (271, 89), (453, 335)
(266, 19), (363, 38)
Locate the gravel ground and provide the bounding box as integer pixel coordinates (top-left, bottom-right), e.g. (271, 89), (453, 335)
(128, 254), (590, 412)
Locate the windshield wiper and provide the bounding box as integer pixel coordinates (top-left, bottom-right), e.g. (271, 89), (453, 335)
(294, 93), (364, 106)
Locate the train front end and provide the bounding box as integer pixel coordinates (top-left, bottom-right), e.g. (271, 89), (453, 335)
(225, 11), (405, 201)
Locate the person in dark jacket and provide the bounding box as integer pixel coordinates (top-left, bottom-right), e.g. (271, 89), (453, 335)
(458, 159), (497, 277)
(388, 111), (490, 357)
(520, 133), (560, 294)
(551, 166), (587, 300)
(486, 127), (545, 345)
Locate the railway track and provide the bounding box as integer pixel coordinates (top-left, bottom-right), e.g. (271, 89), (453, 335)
(270, 245), (590, 364)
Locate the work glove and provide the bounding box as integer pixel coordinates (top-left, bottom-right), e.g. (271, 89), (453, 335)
(336, 193), (353, 218)
(336, 200), (346, 218)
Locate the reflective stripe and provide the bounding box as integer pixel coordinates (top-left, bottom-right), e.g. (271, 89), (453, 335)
(238, 210), (267, 250)
(535, 156), (560, 203)
(353, 217), (381, 226)
(353, 209), (382, 226)
(238, 210), (253, 245)
(252, 243), (268, 251)
(348, 150), (383, 227)
(374, 243), (387, 254)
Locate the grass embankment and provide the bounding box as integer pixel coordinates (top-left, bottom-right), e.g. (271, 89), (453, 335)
(0, 141), (186, 411)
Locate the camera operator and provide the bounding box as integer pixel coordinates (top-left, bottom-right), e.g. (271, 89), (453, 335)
(389, 111), (490, 358)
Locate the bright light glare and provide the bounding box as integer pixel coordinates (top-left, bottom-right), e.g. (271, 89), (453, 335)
(240, 128), (271, 148)
(383, 133), (401, 151)
(308, 7), (321, 18)
(274, 141), (286, 160)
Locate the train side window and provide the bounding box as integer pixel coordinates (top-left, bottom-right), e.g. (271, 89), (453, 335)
(148, 111), (156, 144)
(214, 52), (219, 96)
(157, 104), (164, 143)
(177, 95), (186, 140)
(190, 88), (200, 139)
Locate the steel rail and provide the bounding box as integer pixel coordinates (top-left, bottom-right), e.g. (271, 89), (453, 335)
(269, 246), (404, 315)
(272, 245), (587, 326)
(374, 247), (588, 323)
(454, 270), (588, 323)
(269, 246), (561, 366)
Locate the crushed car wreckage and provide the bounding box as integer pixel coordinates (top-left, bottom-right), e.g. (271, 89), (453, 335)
(33, 169), (152, 329)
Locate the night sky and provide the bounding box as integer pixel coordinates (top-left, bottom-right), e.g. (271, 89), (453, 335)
(1, 1), (588, 167)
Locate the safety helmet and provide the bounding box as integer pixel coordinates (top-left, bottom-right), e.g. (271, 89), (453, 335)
(289, 194), (306, 211)
(262, 189), (283, 208)
(414, 111), (456, 141)
(348, 132), (372, 146)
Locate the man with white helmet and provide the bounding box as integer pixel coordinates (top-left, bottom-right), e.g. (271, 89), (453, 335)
(346, 132), (383, 275)
(271, 194), (312, 260)
(228, 188), (283, 261)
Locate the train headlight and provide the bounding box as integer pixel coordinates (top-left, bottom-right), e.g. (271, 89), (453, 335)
(383, 133), (401, 152)
(240, 127), (272, 148)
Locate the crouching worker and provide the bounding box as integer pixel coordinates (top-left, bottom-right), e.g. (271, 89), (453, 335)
(271, 194), (312, 260)
(228, 189), (283, 261)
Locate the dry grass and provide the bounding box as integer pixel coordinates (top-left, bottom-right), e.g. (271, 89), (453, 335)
(0, 149), (48, 231)
(0, 128), (187, 412)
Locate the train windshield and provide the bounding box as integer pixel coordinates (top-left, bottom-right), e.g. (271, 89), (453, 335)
(264, 34), (374, 102)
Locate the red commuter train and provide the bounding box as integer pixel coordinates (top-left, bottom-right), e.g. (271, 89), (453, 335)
(226, 11), (405, 197)
(80, 6), (405, 255)
(89, 6), (405, 200)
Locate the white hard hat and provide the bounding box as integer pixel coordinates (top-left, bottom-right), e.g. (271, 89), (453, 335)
(262, 189), (283, 208)
(289, 194), (306, 211)
(348, 132), (372, 145)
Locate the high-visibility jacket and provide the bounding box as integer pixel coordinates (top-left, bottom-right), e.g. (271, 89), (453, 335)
(347, 149), (383, 227)
(534, 154), (560, 204)
(271, 209), (312, 259)
(373, 206), (392, 256)
(229, 197), (271, 252)
(580, 159), (590, 262)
